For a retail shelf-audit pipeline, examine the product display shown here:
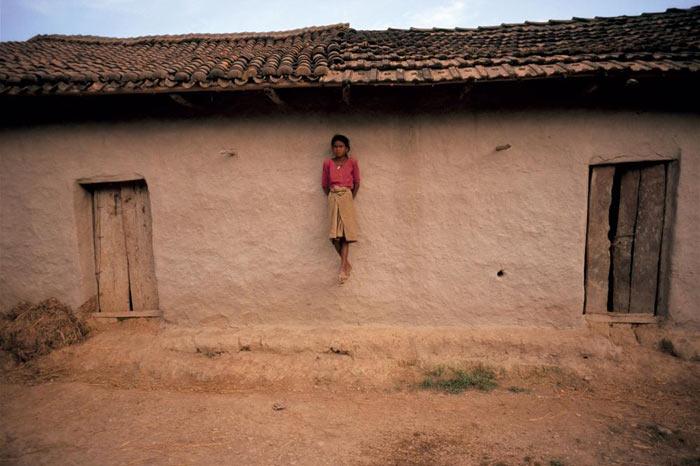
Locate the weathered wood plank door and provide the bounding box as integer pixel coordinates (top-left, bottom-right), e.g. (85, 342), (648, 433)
(93, 181), (158, 312)
(585, 162), (668, 315)
(584, 166), (615, 312)
(611, 169), (641, 311)
(94, 187), (130, 312)
(628, 164), (666, 313)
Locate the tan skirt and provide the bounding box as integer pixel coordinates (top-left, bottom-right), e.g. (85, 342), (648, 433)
(328, 187), (359, 242)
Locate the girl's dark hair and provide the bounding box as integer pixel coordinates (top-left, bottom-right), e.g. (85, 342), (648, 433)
(331, 134), (350, 148)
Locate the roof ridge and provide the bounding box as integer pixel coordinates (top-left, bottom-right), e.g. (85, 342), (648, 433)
(385, 6), (698, 33)
(18, 6), (700, 42)
(27, 23), (350, 44)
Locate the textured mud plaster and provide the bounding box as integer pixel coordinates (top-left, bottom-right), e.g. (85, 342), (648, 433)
(0, 110), (698, 329)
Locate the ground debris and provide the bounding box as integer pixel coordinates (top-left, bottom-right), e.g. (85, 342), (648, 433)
(0, 298), (89, 362)
(328, 346), (352, 356)
(195, 347), (228, 358)
(272, 402), (286, 411)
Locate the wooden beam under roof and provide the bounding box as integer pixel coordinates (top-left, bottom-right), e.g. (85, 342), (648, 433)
(342, 83), (351, 106)
(264, 87), (285, 106)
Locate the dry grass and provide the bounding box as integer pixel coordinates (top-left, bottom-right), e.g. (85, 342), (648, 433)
(0, 298), (89, 362)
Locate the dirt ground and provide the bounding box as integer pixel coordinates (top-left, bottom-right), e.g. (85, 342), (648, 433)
(1, 321), (699, 466)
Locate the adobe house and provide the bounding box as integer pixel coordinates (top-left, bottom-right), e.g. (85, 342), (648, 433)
(0, 8), (698, 330)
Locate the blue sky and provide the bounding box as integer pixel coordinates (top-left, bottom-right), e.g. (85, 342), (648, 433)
(1, 0), (697, 41)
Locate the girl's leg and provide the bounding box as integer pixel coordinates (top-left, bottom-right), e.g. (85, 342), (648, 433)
(340, 241), (350, 275)
(333, 238), (342, 256)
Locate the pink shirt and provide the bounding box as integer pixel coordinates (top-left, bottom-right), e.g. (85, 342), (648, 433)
(322, 157), (360, 189)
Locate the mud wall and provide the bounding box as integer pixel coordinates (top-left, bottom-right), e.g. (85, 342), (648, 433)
(1, 109), (698, 328)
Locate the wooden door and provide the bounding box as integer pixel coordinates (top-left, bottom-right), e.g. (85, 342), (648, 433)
(585, 162), (668, 314)
(93, 182), (159, 312)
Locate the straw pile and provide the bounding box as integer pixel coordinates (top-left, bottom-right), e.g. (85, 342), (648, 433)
(0, 298), (89, 362)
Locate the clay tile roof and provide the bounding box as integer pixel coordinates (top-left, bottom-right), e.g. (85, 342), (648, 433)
(0, 24), (349, 95)
(1, 7), (699, 96)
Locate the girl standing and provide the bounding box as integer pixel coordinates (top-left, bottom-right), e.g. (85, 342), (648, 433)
(322, 134), (360, 283)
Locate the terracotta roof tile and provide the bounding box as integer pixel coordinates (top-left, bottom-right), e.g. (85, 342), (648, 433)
(1, 8), (699, 96)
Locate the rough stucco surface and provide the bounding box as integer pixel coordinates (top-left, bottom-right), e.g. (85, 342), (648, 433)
(1, 110), (698, 329)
